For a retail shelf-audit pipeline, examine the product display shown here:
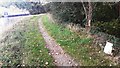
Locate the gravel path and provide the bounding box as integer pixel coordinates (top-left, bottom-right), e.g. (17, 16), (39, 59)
(38, 18), (79, 66)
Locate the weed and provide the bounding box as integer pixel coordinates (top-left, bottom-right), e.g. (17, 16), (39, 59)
(41, 15), (114, 66)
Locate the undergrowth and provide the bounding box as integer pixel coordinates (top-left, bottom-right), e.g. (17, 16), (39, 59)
(41, 15), (114, 66)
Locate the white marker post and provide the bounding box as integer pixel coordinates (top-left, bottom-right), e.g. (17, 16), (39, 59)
(104, 41), (113, 55)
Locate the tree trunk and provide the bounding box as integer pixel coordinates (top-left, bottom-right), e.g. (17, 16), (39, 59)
(81, 1), (87, 20)
(86, 0), (93, 33)
(81, 0), (93, 33)
(118, 2), (120, 17)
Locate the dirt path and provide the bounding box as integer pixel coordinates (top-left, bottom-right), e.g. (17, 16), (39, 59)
(38, 18), (79, 66)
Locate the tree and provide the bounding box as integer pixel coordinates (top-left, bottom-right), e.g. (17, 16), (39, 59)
(81, 0), (93, 33)
(93, 2), (120, 22)
(48, 2), (84, 24)
(13, 2), (46, 15)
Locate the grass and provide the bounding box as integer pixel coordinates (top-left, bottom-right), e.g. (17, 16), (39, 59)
(22, 16), (54, 66)
(41, 15), (114, 66)
(0, 16), (54, 67)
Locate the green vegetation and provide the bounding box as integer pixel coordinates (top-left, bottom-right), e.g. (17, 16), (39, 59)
(46, 2), (120, 46)
(22, 16), (54, 66)
(46, 2), (119, 27)
(41, 15), (114, 66)
(0, 16), (54, 66)
(93, 19), (120, 38)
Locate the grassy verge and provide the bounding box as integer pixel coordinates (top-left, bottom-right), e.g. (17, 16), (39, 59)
(41, 15), (114, 66)
(0, 16), (54, 67)
(22, 16), (54, 66)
